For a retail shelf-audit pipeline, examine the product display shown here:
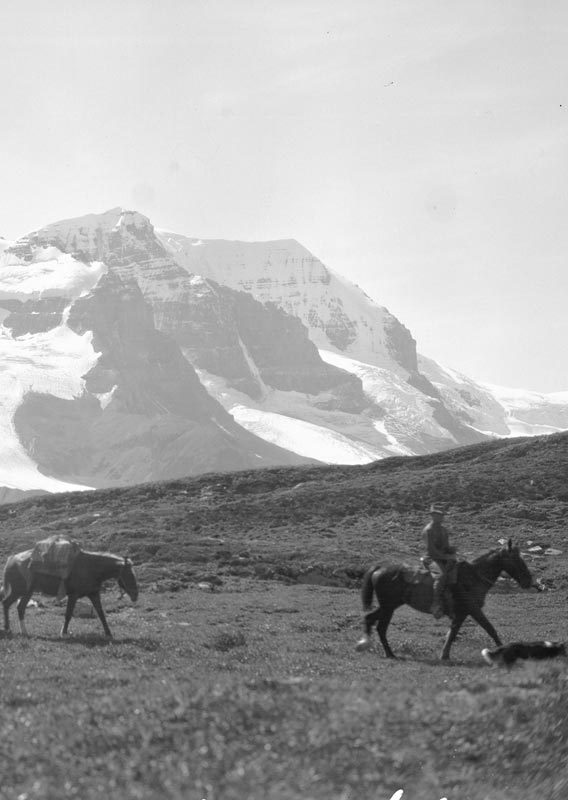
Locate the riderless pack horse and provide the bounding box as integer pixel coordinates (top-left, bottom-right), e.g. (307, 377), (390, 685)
(2, 546), (138, 638)
(356, 540), (533, 660)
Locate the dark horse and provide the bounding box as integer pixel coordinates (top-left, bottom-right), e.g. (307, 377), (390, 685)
(356, 540), (532, 660)
(2, 549), (138, 638)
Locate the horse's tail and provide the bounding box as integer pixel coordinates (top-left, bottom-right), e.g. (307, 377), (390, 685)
(361, 564), (381, 612)
(1, 573), (11, 604)
(1, 556), (19, 605)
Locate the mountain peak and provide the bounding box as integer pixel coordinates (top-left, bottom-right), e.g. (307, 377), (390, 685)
(19, 207), (161, 266)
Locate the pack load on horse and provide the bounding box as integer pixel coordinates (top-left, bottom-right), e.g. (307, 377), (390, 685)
(29, 535), (81, 599)
(355, 539), (533, 660)
(2, 535), (138, 638)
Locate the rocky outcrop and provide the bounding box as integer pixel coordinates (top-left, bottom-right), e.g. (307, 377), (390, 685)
(0, 297), (67, 336)
(169, 280), (364, 400)
(384, 316), (418, 374)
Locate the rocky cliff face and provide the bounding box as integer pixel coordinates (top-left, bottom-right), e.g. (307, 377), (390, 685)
(157, 234), (420, 374)
(157, 231), (485, 446)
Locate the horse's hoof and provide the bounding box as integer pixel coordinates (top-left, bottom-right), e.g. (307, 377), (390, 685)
(355, 635), (371, 652)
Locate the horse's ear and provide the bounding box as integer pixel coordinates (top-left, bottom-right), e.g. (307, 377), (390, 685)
(507, 538), (513, 551)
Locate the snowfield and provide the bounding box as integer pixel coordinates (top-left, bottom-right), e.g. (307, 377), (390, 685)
(0, 246), (102, 492)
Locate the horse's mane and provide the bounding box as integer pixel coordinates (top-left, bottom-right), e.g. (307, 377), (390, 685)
(470, 547), (503, 566)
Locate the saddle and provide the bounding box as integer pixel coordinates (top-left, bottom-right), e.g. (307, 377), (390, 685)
(400, 560), (457, 617)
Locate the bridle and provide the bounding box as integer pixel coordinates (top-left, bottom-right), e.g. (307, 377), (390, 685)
(117, 557), (134, 595)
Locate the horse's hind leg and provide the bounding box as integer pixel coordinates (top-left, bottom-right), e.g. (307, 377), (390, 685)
(60, 595), (78, 637)
(356, 608), (381, 651)
(363, 608), (381, 635)
(16, 591), (34, 637)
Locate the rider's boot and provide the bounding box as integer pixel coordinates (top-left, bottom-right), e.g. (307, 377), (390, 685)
(431, 577), (445, 619)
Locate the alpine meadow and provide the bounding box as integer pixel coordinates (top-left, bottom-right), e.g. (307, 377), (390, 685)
(1, 431), (568, 800)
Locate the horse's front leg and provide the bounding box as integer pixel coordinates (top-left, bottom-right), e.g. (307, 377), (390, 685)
(60, 595), (78, 637)
(440, 612), (467, 660)
(88, 592), (113, 638)
(16, 592), (34, 637)
(377, 606), (397, 659)
(3, 596), (16, 634)
(468, 606), (502, 648)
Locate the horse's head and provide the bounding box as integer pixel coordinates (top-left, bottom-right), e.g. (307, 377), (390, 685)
(118, 558), (138, 602)
(500, 539), (533, 589)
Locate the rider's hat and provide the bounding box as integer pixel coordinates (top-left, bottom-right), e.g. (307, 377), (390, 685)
(430, 503), (447, 514)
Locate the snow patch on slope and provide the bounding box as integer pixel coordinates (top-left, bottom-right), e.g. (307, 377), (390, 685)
(481, 382), (568, 436)
(195, 368), (387, 464)
(0, 324), (97, 492)
(0, 249), (107, 301)
(230, 405), (380, 465)
(0, 245), (102, 492)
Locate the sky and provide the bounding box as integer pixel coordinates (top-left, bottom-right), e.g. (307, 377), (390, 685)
(1, 0), (567, 392)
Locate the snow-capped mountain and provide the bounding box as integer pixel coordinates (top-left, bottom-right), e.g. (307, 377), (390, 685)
(157, 229), (568, 448)
(0, 207), (566, 500)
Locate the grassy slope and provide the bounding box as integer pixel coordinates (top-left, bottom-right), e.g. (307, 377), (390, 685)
(1, 431), (568, 800)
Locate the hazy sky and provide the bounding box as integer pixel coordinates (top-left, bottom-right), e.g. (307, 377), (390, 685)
(2, 1), (567, 392)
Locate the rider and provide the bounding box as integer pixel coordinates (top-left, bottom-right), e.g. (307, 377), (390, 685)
(423, 502), (457, 619)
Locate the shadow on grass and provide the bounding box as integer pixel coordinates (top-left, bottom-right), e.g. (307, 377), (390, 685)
(411, 655), (483, 669)
(35, 634), (161, 651)
(362, 648), (483, 669)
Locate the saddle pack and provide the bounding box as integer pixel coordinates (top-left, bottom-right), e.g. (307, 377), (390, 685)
(30, 535), (80, 579)
(28, 535), (81, 598)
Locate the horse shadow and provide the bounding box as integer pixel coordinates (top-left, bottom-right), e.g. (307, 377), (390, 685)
(361, 643), (483, 669)
(35, 633), (161, 651)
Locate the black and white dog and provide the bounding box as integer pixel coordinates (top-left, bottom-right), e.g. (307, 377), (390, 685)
(482, 640), (566, 667)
